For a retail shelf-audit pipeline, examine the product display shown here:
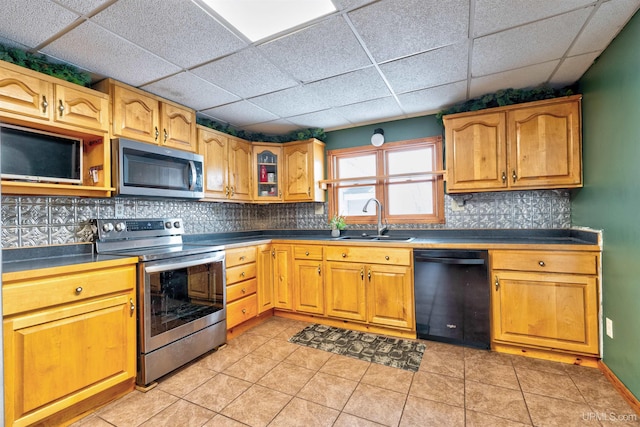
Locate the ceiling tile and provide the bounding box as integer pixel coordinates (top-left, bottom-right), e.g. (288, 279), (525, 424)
(257, 15), (371, 83)
(334, 97), (404, 124)
(469, 61), (560, 99)
(191, 48), (298, 99)
(0, 0), (79, 47)
(397, 81), (468, 115)
(472, 8), (593, 77)
(287, 109), (351, 130)
(551, 52), (600, 86)
(42, 21), (181, 87)
(348, 0), (468, 62)
(380, 42), (468, 94)
(305, 67), (390, 108)
(473, 0), (594, 37)
(200, 101), (279, 127)
(141, 72), (239, 111)
(91, 0), (247, 68)
(332, 0), (377, 11)
(249, 85), (330, 117)
(569, 0), (640, 55)
(55, 0), (112, 15)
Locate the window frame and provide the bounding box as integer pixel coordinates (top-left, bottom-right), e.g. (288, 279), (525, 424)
(327, 136), (444, 226)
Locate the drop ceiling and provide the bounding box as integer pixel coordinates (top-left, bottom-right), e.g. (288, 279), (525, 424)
(1, 0), (638, 135)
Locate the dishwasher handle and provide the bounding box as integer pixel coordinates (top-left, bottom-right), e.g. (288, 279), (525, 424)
(414, 256), (486, 265)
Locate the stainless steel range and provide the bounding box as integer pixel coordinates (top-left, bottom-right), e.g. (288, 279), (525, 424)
(94, 218), (226, 387)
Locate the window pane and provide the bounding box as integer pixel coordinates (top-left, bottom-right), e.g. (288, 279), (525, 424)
(388, 147), (433, 176)
(337, 154), (376, 179)
(337, 186), (376, 216)
(388, 182), (434, 215)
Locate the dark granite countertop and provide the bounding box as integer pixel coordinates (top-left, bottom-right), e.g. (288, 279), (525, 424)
(2, 228), (600, 275)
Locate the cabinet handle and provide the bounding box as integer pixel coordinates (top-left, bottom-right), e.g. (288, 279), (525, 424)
(538, 260), (545, 267)
(318, 264), (321, 275)
(512, 170), (517, 183)
(240, 255), (246, 261)
(305, 251), (310, 256)
(240, 271), (245, 277)
(342, 253), (347, 258)
(225, 186), (230, 197)
(360, 267), (364, 280)
(75, 286), (83, 294)
(494, 276), (500, 290)
(42, 95), (48, 113)
(129, 298), (135, 314)
(242, 308), (247, 314)
(230, 186), (235, 196)
(163, 128), (168, 143)
(279, 190), (282, 197)
(501, 171), (506, 183)
(242, 288), (246, 294)
(272, 249), (276, 258)
(368, 269), (371, 281)
(58, 99), (65, 116)
(155, 126), (159, 141)
(308, 187), (311, 196)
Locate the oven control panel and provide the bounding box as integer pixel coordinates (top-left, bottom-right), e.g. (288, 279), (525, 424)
(95, 218), (184, 240)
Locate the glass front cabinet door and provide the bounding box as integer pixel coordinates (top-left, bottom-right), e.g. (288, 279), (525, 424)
(253, 144), (283, 202)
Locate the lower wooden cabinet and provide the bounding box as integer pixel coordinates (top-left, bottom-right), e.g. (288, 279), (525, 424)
(2, 261), (137, 427)
(273, 244), (293, 310)
(225, 246), (258, 329)
(257, 244), (275, 313)
(325, 261), (367, 321)
(293, 245), (324, 315)
(490, 250), (600, 355)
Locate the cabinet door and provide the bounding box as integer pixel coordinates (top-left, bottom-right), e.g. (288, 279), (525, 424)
(257, 244), (275, 313)
(283, 141), (314, 201)
(325, 261), (366, 321)
(3, 292), (136, 426)
(444, 112), (507, 192)
(254, 145), (283, 201)
(492, 270), (598, 354)
(0, 65), (52, 120)
(273, 245), (293, 309)
(367, 264), (414, 330)
(294, 259), (324, 315)
(508, 99), (582, 189)
(198, 127), (230, 200)
(54, 84), (109, 132)
(112, 84), (160, 143)
(161, 102), (196, 152)
(228, 137), (253, 201)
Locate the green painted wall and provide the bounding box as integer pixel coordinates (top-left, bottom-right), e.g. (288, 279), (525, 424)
(324, 115), (443, 150)
(574, 11), (640, 399)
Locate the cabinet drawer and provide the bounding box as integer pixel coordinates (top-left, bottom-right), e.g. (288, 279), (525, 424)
(3, 266), (136, 316)
(294, 245), (323, 260)
(227, 278), (257, 303)
(226, 263), (257, 285)
(226, 246), (257, 267)
(325, 246), (411, 266)
(227, 294), (258, 329)
(491, 250), (598, 275)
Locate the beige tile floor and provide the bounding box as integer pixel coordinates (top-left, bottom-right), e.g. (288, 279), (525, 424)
(73, 316), (639, 427)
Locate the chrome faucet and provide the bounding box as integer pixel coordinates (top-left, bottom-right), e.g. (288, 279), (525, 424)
(363, 198), (388, 236)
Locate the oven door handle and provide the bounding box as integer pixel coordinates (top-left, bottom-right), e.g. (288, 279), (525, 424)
(144, 254), (223, 273)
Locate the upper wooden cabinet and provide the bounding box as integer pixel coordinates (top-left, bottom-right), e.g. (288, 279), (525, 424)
(0, 60), (109, 133)
(444, 95), (582, 193)
(253, 143), (283, 202)
(95, 79), (196, 152)
(283, 138), (325, 202)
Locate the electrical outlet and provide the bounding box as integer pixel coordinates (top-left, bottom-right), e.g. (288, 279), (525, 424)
(115, 201), (124, 219)
(606, 317), (614, 339)
(450, 198), (465, 212)
(315, 204), (325, 215)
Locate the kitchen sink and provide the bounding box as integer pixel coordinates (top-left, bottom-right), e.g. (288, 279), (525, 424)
(337, 235), (415, 242)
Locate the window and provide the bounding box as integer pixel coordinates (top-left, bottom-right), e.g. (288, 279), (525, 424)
(327, 136), (444, 225)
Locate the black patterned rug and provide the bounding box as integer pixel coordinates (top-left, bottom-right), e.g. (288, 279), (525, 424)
(288, 324), (425, 372)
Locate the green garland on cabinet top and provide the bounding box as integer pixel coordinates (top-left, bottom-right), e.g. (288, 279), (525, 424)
(435, 85), (579, 124)
(0, 43), (91, 87)
(197, 117), (326, 143)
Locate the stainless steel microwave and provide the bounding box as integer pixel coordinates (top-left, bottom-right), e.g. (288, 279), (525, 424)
(112, 138), (204, 199)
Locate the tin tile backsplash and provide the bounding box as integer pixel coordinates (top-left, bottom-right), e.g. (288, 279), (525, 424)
(0, 190), (570, 248)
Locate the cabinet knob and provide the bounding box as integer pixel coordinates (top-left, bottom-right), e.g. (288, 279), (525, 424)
(512, 170), (517, 183)
(318, 264), (321, 275)
(130, 298), (135, 314)
(239, 255), (246, 261)
(494, 276), (500, 290)
(58, 99), (65, 116)
(242, 288), (246, 293)
(242, 308), (247, 314)
(342, 253), (347, 258)
(163, 128), (168, 143)
(385, 255), (390, 261)
(538, 260), (545, 267)
(42, 95), (48, 113)
(305, 251), (310, 256)
(360, 268), (364, 280)
(502, 171), (506, 183)
(240, 271), (245, 277)
(368, 269), (371, 281)
(155, 126), (159, 141)
(75, 286), (83, 294)
(308, 186), (311, 196)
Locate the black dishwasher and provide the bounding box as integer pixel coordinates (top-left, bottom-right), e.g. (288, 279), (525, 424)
(414, 249), (490, 349)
